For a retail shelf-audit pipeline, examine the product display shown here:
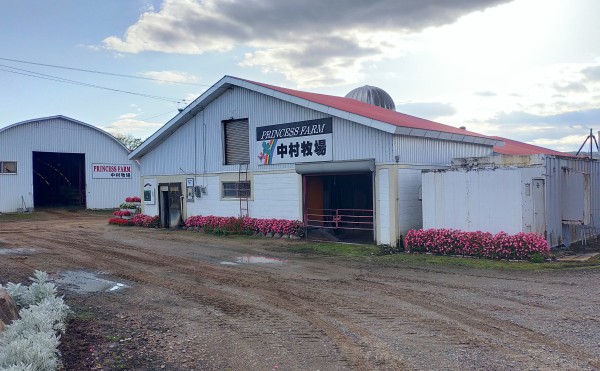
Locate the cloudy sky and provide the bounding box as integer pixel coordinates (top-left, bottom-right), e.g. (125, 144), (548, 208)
(1, 0), (599, 151)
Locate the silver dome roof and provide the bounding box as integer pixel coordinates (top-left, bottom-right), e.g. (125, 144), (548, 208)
(345, 85), (396, 110)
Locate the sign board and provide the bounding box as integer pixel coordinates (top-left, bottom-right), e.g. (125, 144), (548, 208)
(143, 182), (155, 205)
(92, 163), (132, 179)
(256, 118), (333, 165)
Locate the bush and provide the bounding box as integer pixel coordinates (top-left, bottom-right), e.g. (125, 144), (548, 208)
(131, 214), (159, 228)
(185, 215), (304, 237)
(404, 229), (550, 261)
(0, 271), (71, 371)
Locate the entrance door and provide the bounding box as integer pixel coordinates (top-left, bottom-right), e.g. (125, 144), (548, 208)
(532, 178), (546, 236)
(159, 183), (182, 228)
(32, 151), (86, 208)
(303, 173), (374, 243)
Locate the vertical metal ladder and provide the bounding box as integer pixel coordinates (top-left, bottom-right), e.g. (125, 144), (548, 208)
(238, 163), (249, 217)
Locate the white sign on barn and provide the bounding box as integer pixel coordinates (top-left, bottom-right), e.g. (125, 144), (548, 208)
(92, 163), (132, 179)
(256, 118), (333, 165)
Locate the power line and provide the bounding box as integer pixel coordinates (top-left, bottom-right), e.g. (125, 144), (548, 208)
(0, 57), (208, 86)
(0, 65), (186, 103)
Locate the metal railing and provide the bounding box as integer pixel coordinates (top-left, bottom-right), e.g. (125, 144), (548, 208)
(305, 208), (373, 231)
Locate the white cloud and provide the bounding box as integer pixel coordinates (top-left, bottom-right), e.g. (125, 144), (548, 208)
(104, 115), (163, 139)
(140, 70), (198, 84)
(102, 0), (510, 86)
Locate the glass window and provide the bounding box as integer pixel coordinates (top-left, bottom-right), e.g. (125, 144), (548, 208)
(222, 181), (250, 198)
(1, 161), (16, 174)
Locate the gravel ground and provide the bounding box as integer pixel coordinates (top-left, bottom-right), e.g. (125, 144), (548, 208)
(1, 210), (600, 370)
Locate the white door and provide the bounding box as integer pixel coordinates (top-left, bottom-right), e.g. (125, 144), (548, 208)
(532, 179), (546, 236)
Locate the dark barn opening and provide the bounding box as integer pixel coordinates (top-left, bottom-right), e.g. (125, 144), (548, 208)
(32, 151), (86, 208)
(304, 173), (374, 243)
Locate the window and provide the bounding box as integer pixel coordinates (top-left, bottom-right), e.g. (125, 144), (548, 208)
(222, 181), (251, 198)
(223, 119), (249, 165)
(0, 161), (17, 174)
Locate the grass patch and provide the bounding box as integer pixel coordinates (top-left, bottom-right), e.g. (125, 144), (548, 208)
(283, 241), (600, 271)
(285, 242), (381, 257)
(377, 252), (600, 271)
(0, 212), (46, 222)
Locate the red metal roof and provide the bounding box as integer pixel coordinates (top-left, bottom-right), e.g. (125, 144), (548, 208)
(245, 79), (493, 140)
(491, 136), (575, 157)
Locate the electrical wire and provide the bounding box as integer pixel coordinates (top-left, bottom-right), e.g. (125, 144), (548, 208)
(0, 65), (185, 103)
(0, 57), (208, 86)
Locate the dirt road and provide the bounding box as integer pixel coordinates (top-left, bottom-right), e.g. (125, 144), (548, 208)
(1, 211), (600, 370)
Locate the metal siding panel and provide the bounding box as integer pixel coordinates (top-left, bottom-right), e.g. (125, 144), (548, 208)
(141, 119), (196, 176)
(332, 118), (392, 162)
(195, 87), (395, 174)
(0, 117), (140, 212)
(393, 135), (493, 165)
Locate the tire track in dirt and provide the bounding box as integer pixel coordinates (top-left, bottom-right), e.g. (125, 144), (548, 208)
(16, 226), (414, 369)
(352, 277), (600, 369)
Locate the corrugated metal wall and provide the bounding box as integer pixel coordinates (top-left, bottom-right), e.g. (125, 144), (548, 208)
(0, 117), (140, 212)
(140, 118), (196, 176)
(141, 86), (394, 177)
(393, 135), (492, 165)
(543, 157), (600, 246)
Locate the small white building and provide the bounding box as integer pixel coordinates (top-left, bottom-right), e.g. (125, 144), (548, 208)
(422, 153), (600, 247)
(0, 116), (140, 212)
(130, 76), (503, 245)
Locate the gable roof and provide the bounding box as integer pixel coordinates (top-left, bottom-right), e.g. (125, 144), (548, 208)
(491, 136), (575, 157)
(130, 75), (502, 159)
(1, 115), (130, 154)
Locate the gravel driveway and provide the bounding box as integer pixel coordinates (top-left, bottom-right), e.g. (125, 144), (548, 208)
(1, 211), (599, 370)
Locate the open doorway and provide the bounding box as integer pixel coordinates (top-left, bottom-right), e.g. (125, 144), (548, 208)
(303, 173), (374, 243)
(32, 151), (86, 208)
(159, 183), (182, 228)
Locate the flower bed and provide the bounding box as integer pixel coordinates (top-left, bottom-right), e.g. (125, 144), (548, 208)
(404, 229), (550, 261)
(108, 214), (159, 228)
(125, 196), (141, 203)
(108, 217), (134, 226)
(131, 214), (160, 228)
(185, 215), (304, 237)
(113, 210), (131, 217)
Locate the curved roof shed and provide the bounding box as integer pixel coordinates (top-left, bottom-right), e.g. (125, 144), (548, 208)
(0, 115), (140, 212)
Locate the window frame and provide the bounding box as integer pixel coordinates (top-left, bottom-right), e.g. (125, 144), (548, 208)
(222, 181), (251, 199)
(0, 161), (17, 174)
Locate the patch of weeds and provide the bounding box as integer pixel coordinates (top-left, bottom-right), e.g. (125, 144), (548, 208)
(529, 252), (545, 263)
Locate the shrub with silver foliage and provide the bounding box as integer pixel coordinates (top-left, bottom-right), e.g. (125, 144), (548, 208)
(0, 271), (70, 371)
(5, 271), (57, 308)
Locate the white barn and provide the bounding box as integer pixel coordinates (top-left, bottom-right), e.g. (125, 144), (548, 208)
(0, 116), (140, 212)
(129, 76), (503, 246)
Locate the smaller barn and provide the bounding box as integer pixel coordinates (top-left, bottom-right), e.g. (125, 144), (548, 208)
(422, 152), (599, 247)
(0, 116), (140, 212)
